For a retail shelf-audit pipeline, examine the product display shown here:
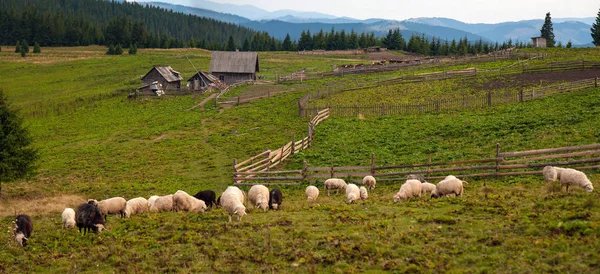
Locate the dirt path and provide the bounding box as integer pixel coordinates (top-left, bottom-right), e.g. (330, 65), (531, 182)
(187, 93), (217, 111)
(0, 194), (87, 218)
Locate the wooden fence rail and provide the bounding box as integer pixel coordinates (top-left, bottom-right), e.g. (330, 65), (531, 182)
(233, 143), (600, 185)
(234, 109), (329, 183)
(300, 77), (599, 118)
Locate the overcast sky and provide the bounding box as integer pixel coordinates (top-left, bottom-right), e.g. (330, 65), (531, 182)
(158, 0), (598, 23)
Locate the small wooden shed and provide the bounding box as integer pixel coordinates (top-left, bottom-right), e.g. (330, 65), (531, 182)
(141, 66), (183, 90)
(187, 71), (220, 90)
(531, 37), (547, 48)
(209, 51), (259, 85)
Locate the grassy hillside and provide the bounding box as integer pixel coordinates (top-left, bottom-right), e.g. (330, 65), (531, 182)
(1, 46), (600, 272)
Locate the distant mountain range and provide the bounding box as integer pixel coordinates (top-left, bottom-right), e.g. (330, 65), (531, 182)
(134, 0), (596, 46)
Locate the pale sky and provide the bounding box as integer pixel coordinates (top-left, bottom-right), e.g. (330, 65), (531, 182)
(165, 0), (599, 23)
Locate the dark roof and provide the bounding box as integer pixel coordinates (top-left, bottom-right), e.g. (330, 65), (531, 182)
(144, 66), (183, 82)
(187, 71), (219, 83)
(209, 51), (259, 74)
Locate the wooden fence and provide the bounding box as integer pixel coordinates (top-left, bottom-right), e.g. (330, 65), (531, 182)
(300, 77), (599, 118)
(233, 143), (600, 185)
(234, 109), (329, 184)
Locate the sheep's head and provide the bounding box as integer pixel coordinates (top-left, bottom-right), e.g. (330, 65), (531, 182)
(585, 184), (594, 192)
(543, 166), (558, 182)
(15, 233), (27, 247)
(270, 203), (278, 210)
(95, 224), (106, 232)
(87, 199), (99, 207)
(234, 206), (247, 217)
(393, 192), (406, 203)
(431, 189), (440, 199)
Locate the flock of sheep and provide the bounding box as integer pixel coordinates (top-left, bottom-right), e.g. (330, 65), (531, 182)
(10, 165), (594, 247)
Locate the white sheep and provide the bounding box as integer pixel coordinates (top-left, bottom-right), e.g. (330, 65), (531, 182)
(543, 166), (594, 192)
(306, 186), (319, 202)
(324, 178), (348, 196)
(61, 208), (76, 229)
(345, 183), (360, 204)
(222, 186), (246, 205)
(147, 195), (159, 211)
(124, 197), (149, 217)
(359, 186), (368, 201)
(362, 175), (376, 191)
(91, 197), (127, 219)
(431, 175), (468, 198)
(173, 190), (207, 213)
(393, 179), (422, 202)
(221, 188), (247, 222)
(150, 194), (174, 212)
(248, 185), (270, 211)
(421, 182), (436, 195)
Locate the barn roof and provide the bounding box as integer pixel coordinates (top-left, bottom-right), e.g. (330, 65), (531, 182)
(144, 66), (183, 82)
(209, 51), (259, 74)
(187, 71), (219, 83)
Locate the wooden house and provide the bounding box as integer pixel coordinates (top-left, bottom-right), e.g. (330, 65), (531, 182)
(141, 66), (183, 90)
(531, 37), (547, 48)
(209, 51), (259, 85)
(187, 71), (220, 90)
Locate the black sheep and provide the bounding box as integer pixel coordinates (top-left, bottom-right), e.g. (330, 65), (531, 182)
(269, 189), (283, 210)
(193, 190), (217, 208)
(13, 214), (33, 247)
(76, 203), (106, 235)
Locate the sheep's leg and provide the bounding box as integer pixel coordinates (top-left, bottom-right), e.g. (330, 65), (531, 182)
(566, 184), (569, 192)
(228, 215), (232, 223)
(238, 214), (243, 222)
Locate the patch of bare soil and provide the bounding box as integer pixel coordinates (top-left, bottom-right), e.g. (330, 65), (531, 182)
(0, 194), (87, 219)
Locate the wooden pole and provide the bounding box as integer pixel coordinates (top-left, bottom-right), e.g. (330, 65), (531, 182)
(495, 143), (500, 181)
(371, 153), (375, 176)
(233, 158), (238, 184)
(595, 77), (598, 88)
(427, 154), (432, 178)
(303, 161), (308, 181)
(291, 134), (295, 155)
(330, 164), (334, 178)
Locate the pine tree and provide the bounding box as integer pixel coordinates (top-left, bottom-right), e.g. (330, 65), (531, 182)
(14, 41), (20, 53)
(107, 44), (115, 55)
(188, 37), (196, 48)
(115, 44), (123, 55)
(128, 43), (137, 55)
(592, 8), (600, 46)
(226, 36), (236, 51)
(0, 89), (38, 194)
(242, 38), (250, 51)
(20, 47), (26, 57)
(282, 33), (293, 51)
(566, 40), (572, 48)
(21, 40), (29, 53)
(33, 42), (41, 53)
(540, 12), (555, 47)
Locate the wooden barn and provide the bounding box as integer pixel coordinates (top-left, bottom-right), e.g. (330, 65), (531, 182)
(531, 37), (547, 48)
(209, 51), (259, 85)
(141, 66), (183, 90)
(187, 71), (220, 90)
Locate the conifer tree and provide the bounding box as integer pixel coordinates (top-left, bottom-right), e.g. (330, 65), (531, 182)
(592, 8), (600, 46)
(242, 38), (250, 51)
(33, 42), (41, 53)
(128, 43), (137, 55)
(226, 36), (236, 51)
(540, 12), (555, 47)
(115, 44), (123, 55)
(282, 33), (293, 51)
(566, 40), (572, 48)
(15, 41), (21, 53)
(21, 40), (29, 53)
(107, 44), (115, 55)
(0, 89), (38, 194)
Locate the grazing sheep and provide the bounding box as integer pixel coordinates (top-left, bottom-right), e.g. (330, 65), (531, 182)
(124, 197), (149, 217)
(306, 186), (319, 202)
(431, 175), (468, 198)
(394, 179), (423, 202)
(150, 195), (174, 212)
(269, 189), (283, 210)
(362, 175), (377, 191)
(147, 195), (159, 211)
(248, 185), (270, 211)
(421, 182), (436, 195)
(13, 214), (33, 247)
(76, 203), (105, 235)
(543, 166), (594, 192)
(62, 208), (76, 229)
(173, 190), (207, 213)
(193, 190), (217, 208)
(324, 178), (348, 196)
(359, 186), (368, 201)
(407, 174), (428, 183)
(222, 186), (246, 205)
(346, 183), (360, 204)
(221, 188), (247, 222)
(90, 197), (126, 220)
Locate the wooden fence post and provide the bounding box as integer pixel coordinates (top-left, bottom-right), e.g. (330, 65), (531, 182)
(519, 89), (523, 102)
(237, 96), (240, 105)
(495, 143), (500, 182)
(233, 158), (237, 184)
(302, 161), (308, 182)
(595, 77), (598, 88)
(487, 91), (492, 106)
(371, 153), (375, 176)
(330, 163), (334, 178)
(291, 134), (295, 155)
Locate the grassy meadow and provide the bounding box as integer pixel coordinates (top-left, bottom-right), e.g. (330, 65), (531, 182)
(1, 46), (600, 272)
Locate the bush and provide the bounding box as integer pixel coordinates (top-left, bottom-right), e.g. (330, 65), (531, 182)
(33, 42), (41, 53)
(115, 44), (123, 55)
(128, 44), (137, 55)
(106, 44), (115, 55)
